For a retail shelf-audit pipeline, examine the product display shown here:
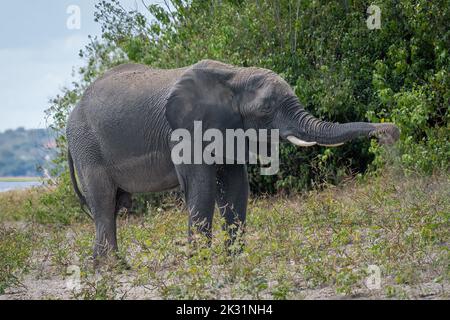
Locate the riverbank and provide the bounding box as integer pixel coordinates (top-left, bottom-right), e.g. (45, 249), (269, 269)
(0, 178), (43, 192)
(0, 177), (42, 182)
(0, 170), (448, 299)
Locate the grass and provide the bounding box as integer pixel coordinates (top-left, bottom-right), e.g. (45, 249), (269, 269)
(0, 169), (448, 299)
(0, 228), (35, 294)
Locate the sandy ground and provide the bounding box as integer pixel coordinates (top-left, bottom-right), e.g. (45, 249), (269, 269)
(1, 179), (448, 300)
(0, 220), (448, 300)
(1, 265), (447, 300)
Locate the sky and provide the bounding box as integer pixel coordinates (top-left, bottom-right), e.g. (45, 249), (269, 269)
(0, 0), (158, 132)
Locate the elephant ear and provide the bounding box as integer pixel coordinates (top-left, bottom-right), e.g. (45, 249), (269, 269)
(165, 65), (242, 132)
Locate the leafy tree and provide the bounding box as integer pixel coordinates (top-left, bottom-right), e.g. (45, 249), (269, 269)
(46, 0), (449, 198)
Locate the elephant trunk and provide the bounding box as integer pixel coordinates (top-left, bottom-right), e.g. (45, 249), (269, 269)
(285, 109), (400, 147)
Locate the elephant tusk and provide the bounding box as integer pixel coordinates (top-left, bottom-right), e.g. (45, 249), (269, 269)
(287, 136), (317, 147)
(318, 142), (345, 147)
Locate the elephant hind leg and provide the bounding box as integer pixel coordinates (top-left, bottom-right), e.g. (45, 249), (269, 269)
(82, 168), (118, 259)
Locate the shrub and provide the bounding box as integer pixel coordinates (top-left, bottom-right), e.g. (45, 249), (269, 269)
(45, 0), (449, 199)
(0, 228), (34, 294)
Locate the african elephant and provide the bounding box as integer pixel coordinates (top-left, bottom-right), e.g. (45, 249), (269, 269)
(67, 59), (399, 258)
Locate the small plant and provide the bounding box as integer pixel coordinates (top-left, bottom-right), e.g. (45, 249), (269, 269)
(0, 228), (34, 294)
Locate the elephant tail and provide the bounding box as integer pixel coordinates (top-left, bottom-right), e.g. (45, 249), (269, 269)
(68, 149), (93, 220)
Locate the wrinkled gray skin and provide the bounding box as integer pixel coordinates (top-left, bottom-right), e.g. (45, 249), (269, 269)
(67, 60), (399, 258)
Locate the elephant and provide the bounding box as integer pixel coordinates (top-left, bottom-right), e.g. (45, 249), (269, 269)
(67, 59), (399, 259)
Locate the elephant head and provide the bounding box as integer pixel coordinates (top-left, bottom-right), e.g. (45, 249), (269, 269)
(165, 60), (399, 152)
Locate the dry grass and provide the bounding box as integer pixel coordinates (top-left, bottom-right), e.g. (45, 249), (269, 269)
(0, 170), (448, 299)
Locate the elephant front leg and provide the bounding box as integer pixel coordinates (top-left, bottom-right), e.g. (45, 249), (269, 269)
(216, 164), (249, 254)
(175, 164), (217, 246)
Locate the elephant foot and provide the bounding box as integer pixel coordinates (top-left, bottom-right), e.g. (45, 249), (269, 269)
(186, 234), (212, 260)
(92, 231), (120, 271)
(93, 248), (130, 272)
(225, 237), (245, 257)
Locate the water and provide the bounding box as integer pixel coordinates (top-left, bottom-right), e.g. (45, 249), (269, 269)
(0, 181), (42, 192)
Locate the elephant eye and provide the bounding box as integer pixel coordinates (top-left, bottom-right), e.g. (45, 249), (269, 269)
(246, 98), (272, 118)
(259, 103), (272, 115)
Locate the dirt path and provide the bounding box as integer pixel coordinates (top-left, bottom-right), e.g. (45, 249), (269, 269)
(1, 276), (447, 300)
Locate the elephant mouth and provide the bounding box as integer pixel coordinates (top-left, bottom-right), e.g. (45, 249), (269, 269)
(286, 135), (344, 147)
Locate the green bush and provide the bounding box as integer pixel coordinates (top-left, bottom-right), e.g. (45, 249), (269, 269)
(0, 228), (34, 294)
(46, 0), (449, 200)
(32, 171), (88, 224)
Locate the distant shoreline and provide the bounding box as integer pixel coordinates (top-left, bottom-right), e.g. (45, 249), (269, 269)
(0, 177), (43, 182)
